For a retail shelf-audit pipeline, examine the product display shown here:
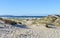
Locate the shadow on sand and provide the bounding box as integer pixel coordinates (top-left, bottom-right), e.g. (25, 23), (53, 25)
(12, 24), (29, 29)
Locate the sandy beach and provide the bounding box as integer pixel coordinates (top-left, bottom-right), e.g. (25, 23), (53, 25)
(0, 15), (60, 38)
(0, 24), (60, 38)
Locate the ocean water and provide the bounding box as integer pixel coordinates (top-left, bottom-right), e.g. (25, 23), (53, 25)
(0, 16), (46, 18)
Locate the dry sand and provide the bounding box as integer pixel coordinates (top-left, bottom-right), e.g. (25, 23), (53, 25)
(0, 24), (60, 38)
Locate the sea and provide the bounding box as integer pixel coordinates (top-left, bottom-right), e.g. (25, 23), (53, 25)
(0, 16), (46, 19)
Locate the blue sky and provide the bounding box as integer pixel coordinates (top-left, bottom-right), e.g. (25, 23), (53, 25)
(0, 0), (60, 16)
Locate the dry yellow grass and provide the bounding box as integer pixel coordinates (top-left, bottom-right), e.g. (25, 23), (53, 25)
(1, 15), (60, 28)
